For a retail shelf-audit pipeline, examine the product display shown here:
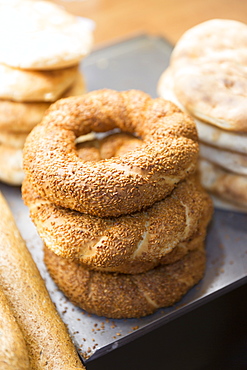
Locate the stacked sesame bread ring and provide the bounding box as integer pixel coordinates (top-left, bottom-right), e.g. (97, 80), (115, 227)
(23, 89), (213, 318)
(0, 0), (93, 186)
(157, 19), (247, 212)
(22, 155), (212, 274)
(23, 89), (199, 217)
(44, 246), (206, 319)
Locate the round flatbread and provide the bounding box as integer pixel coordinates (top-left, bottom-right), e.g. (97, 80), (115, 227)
(0, 71), (86, 133)
(0, 131), (28, 149)
(0, 64), (78, 102)
(200, 142), (247, 176)
(0, 0), (93, 70)
(199, 158), (247, 210)
(158, 67), (247, 154)
(169, 19), (247, 132)
(0, 144), (23, 185)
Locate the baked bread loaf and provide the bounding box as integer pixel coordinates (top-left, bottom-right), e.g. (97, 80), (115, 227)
(0, 286), (29, 370)
(0, 192), (85, 369)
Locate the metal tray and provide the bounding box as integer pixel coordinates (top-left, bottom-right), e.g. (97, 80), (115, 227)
(1, 34), (247, 365)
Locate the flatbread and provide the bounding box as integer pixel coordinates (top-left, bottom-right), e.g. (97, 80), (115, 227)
(169, 19), (247, 132)
(158, 68), (247, 154)
(0, 144), (23, 185)
(199, 158), (247, 209)
(0, 71), (86, 133)
(211, 194), (247, 213)
(200, 142), (247, 176)
(0, 64), (78, 102)
(0, 132), (28, 149)
(0, 0), (93, 70)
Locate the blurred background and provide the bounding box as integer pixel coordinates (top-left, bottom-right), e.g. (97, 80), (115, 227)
(51, 0), (247, 47)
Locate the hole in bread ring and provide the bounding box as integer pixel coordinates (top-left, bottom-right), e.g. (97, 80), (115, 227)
(23, 89), (199, 217)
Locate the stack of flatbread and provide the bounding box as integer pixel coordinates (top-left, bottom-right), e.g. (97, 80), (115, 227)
(157, 19), (247, 212)
(0, 0), (93, 185)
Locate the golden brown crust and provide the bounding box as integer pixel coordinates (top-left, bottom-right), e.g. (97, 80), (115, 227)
(0, 287), (29, 370)
(23, 172), (212, 273)
(0, 193), (85, 369)
(44, 245), (206, 319)
(23, 89), (199, 217)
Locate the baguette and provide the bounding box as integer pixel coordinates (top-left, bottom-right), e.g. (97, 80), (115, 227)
(0, 192), (85, 370)
(0, 286), (29, 370)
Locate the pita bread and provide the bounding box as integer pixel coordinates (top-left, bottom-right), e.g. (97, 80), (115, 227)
(199, 158), (247, 209)
(200, 142), (247, 176)
(0, 132), (28, 149)
(0, 64), (78, 102)
(169, 19), (247, 132)
(0, 71), (86, 133)
(158, 68), (247, 154)
(0, 144), (23, 185)
(210, 194), (247, 213)
(0, 0), (93, 70)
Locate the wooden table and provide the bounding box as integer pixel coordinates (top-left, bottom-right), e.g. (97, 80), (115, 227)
(52, 0), (247, 47)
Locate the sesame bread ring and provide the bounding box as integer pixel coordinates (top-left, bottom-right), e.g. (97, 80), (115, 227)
(23, 89), (199, 217)
(22, 132), (212, 273)
(44, 245), (206, 319)
(22, 175), (212, 273)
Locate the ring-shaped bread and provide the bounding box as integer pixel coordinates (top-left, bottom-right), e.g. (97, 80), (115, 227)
(22, 133), (212, 274)
(44, 245), (206, 319)
(23, 174), (212, 273)
(23, 89), (199, 217)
